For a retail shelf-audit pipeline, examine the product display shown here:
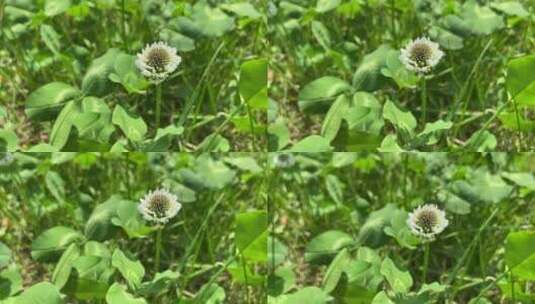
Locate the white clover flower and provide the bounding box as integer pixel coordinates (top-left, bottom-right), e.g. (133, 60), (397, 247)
(135, 41), (181, 83)
(273, 153), (295, 168)
(138, 188), (182, 224)
(407, 204), (448, 240)
(0, 153), (14, 166)
(400, 37), (444, 73)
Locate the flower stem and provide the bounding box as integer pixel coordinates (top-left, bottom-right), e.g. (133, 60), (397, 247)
(155, 83), (162, 130)
(421, 76), (428, 124)
(422, 242), (430, 284)
(121, 0), (127, 51)
(155, 227), (162, 272)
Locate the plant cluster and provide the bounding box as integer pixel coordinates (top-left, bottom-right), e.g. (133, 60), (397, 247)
(268, 153), (535, 303)
(268, 0), (535, 152)
(0, 153), (267, 303)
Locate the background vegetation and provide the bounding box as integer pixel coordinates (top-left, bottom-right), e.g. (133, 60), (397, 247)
(269, 152), (535, 303)
(268, 0), (535, 152)
(0, 0), (267, 151)
(0, 152), (267, 303)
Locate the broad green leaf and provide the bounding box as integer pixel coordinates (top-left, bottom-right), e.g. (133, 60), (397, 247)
(491, 2), (528, 17)
(196, 133), (230, 152)
(235, 211), (267, 262)
(106, 283), (147, 304)
(31, 226), (83, 262)
(190, 1), (235, 37)
(428, 26), (464, 50)
(498, 111), (535, 131)
(0, 130), (18, 152)
(383, 100), (417, 136)
(305, 230), (354, 264)
(221, 3), (262, 19)
(40, 24), (61, 55)
(502, 172), (535, 190)
(506, 54), (535, 107)
(372, 291), (394, 304)
(111, 249), (145, 290)
(321, 94), (351, 142)
(325, 174), (344, 204)
(0, 265), (23, 299)
(344, 92), (383, 134)
(417, 119), (453, 145)
(281, 287), (330, 304)
(289, 135), (333, 152)
(112, 104), (147, 142)
(183, 154), (236, 189)
(190, 283), (226, 304)
(239, 59), (268, 109)
(268, 266), (295, 297)
(81, 48), (122, 97)
(0, 242), (11, 269)
(331, 153), (357, 168)
(49, 100), (83, 150)
(14, 282), (62, 304)
(464, 130), (497, 151)
(224, 157), (263, 173)
(358, 204), (399, 248)
(25, 82), (80, 121)
(381, 50), (419, 88)
(138, 270), (179, 297)
(227, 260), (265, 286)
(111, 201), (154, 239)
(51, 243), (80, 289)
(383, 210), (419, 249)
(311, 21), (331, 49)
(159, 29), (196, 52)
(438, 190), (471, 215)
(298, 77), (351, 113)
(443, 0), (504, 36)
(108, 54), (148, 95)
(44, 0), (71, 16)
(378, 134), (405, 152)
(353, 45), (391, 92)
(268, 117), (290, 151)
(505, 231), (535, 280)
(85, 196), (129, 241)
(140, 125), (184, 152)
(380, 257), (413, 294)
(322, 248), (352, 293)
(268, 237), (288, 269)
(450, 170), (513, 204)
(316, 0), (341, 13)
(73, 97), (114, 143)
(332, 274), (376, 304)
(63, 277), (109, 300)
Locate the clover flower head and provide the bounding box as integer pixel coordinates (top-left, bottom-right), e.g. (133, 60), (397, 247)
(138, 188), (182, 224)
(400, 37), (444, 73)
(273, 153), (295, 168)
(135, 41), (181, 83)
(407, 204), (448, 240)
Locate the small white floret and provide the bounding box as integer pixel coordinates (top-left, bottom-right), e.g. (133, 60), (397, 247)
(138, 188), (182, 224)
(400, 37), (444, 73)
(407, 204), (448, 240)
(135, 41), (181, 83)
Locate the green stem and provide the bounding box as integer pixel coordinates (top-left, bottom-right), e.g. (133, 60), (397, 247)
(422, 242), (430, 284)
(246, 104), (256, 150)
(155, 83), (162, 130)
(421, 76), (427, 124)
(121, 0), (127, 50)
(155, 227), (162, 272)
